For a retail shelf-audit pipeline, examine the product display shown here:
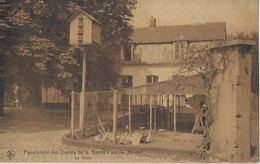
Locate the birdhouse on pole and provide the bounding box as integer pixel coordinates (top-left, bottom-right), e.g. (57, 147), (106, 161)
(68, 10), (102, 129)
(68, 9), (101, 45)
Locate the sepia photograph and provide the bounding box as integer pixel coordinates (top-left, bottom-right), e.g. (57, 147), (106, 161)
(0, 0), (258, 163)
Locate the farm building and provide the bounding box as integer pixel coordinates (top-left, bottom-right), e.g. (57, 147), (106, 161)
(62, 12), (257, 162)
(120, 18), (226, 88)
(118, 18), (227, 131)
(67, 39), (256, 163)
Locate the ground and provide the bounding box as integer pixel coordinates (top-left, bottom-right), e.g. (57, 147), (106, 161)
(1, 130), (202, 163)
(0, 107), (219, 163)
(0, 107), (254, 163)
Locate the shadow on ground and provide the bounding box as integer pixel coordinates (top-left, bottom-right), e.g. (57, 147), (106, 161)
(0, 107), (70, 133)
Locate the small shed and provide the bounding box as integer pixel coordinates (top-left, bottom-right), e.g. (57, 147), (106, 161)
(68, 9), (101, 45)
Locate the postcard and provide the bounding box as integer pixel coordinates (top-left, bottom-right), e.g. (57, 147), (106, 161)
(0, 0), (258, 163)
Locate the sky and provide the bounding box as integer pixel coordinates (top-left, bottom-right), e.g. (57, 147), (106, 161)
(131, 0), (258, 34)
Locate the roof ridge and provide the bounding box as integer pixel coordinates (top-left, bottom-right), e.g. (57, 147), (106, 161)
(68, 9), (101, 25)
(133, 21), (226, 29)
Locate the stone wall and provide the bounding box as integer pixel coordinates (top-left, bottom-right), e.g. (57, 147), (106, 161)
(210, 45), (252, 162)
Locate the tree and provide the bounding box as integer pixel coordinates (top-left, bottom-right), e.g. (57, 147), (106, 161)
(55, 0), (137, 93)
(0, 0), (18, 113)
(2, 0), (62, 106)
(2, 0), (137, 107)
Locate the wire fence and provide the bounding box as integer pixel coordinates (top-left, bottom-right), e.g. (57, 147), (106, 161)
(70, 90), (198, 139)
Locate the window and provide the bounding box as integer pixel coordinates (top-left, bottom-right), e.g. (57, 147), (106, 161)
(175, 43), (185, 60)
(121, 75), (133, 88)
(124, 45), (131, 61)
(146, 75), (158, 83)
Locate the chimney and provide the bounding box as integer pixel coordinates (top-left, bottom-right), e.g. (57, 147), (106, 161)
(149, 16), (156, 28)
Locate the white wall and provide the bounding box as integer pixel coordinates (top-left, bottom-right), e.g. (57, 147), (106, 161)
(121, 64), (179, 87)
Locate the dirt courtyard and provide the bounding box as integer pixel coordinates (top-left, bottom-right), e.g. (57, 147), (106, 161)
(0, 107), (223, 163)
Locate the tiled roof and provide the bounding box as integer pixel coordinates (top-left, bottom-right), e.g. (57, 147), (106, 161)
(146, 75), (204, 95)
(131, 22), (226, 44)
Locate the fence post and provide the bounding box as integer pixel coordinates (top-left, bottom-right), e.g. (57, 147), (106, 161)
(71, 91), (75, 139)
(79, 92), (85, 129)
(167, 95), (170, 130)
(112, 90), (118, 144)
(79, 47), (87, 132)
(149, 95), (153, 133)
(160, 95), (164, 129)
(141, 94), (144, 106)
(178, 95), (181, 118)
(94, 93), (98, 134)
(128, 94), (132, 134)
(173, 95), (177, 135)
(154, 95), (157, 131)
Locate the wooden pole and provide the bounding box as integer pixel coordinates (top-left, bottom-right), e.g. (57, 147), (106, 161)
(45, 87), (48, 104)
(79, 48), (87, 129)
(178, 95), (181, 118)
(160, 95), (163, 128)
(134, 94), (137, 106)
(79, 93), (82, 128)
(141, 94), (144, 106)
(128, 94), (132, 134)
(82, 48), (87, 92)
(173, 95), (177, 135)
(191, 111), (201, 134)
(79, 92), (85, 129)
(149, 95), (152, 133)
(123, 98), (126, 126)
(94, 93), (98, 134)
(112, 90), (118, 144)
(154, 95), (157, 131)
(132, 94), (135, 106)
(167, 95), (170, 130)
(71, 91), (75, 139)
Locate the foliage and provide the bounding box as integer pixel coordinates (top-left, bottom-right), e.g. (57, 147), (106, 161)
(174, 41), (230, 127)
(59, 0), (137, 93)
(1, 0), (137, 106)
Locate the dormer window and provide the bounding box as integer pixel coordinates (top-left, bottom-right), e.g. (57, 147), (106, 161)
(121, 45), (134, 61)
(175, 43), (185, 60)
(124, 45), (132, 61)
